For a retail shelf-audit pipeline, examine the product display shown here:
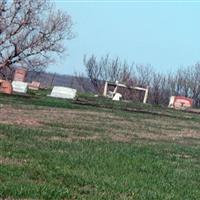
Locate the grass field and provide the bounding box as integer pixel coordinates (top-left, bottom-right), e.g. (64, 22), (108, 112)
(0, 91), (200, 199)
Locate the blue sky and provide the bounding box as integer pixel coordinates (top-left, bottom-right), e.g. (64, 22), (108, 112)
(48, 1), (200, 75)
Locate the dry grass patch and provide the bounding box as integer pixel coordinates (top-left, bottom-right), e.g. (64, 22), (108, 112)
(109, 134), (133, 142)
(133, 129), (200, 141)
(0, 133), (6, 139)
(0, 105), (123, 128)
(1, 104), (200, 142)
(51, 135), (100, 142)
(36, 135), (101, 143)
(0, 156), (28, 166)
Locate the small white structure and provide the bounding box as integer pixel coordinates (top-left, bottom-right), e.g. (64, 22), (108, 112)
(12, 81), (28, 93)
(103, 81), (149, 103)
(168, 96), (176, 108)
(49, 86), (77, 99)
(112, 93), (122, 101)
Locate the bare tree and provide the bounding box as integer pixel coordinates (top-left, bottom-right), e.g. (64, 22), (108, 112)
(152, 64), (200, 106)
(188, 63), (200, 106)
(83, 55), (103, 91)
(135, 64), (153, 87)
(0, 0), (74, 79)
(74, 72), (95, 92)
(83, 54), (200, 107)
(83, 54), (134, 92)
(150, 72), (161, 104)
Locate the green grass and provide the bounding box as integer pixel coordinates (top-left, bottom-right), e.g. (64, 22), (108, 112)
(0, 90), (77, 109)
(0, 89), (197, 119)
(0, 124), (200, 200)
(0, 89), (200, 199)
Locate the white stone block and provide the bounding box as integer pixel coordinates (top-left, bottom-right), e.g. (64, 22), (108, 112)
(12, 81), (28, 93)
(49, 86), (77, 99)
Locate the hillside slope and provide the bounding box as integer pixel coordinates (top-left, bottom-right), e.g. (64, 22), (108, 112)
(0, 92), (200, 199)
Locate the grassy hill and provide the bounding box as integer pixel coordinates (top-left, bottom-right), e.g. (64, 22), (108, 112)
(0, 91), (200, 199)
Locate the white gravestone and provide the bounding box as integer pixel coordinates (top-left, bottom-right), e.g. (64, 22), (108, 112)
(12, 81), (28, 93)
(49, 86), (77, 99)
(112, 93), (122, 101)
(168, 96), (175, 108)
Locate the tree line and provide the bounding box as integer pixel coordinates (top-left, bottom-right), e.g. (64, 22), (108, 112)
(81, 55), (200, 107)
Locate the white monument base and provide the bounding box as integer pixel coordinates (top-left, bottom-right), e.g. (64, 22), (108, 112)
(12, 81), (28, 93)
(49, 86), (77, 99)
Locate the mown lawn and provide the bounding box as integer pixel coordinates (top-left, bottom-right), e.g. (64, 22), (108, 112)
(0, 91), (200, 199)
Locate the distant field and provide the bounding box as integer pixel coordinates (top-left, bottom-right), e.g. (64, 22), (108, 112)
(0, 91), (200, 199)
